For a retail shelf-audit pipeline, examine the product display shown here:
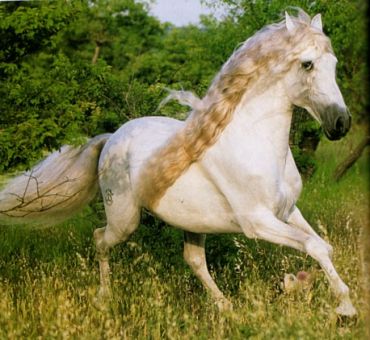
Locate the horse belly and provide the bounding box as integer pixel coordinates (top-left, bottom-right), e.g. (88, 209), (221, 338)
(154, 164), (241, 234)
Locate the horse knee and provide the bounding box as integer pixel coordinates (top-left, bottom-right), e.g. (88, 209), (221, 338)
(305, 237), (330, 261)
(184, 249), (204, 271)
(94, 226), (125, 258)
(94, 227), (105, 243)
(94, 227), (110, 260)
(310, 235), (333, 259)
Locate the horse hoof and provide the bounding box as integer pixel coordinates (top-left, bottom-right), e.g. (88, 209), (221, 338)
(216, 298), (233, 312)
(335, 301), (357, 317)
(92, 289), (112, 311)
(92, 296), (111, 311)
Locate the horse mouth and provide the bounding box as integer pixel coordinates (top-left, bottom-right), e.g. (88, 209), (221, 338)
(323, 128), (344, 141)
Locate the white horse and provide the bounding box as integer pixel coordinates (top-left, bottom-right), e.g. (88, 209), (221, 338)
(0, 11), (356, 316)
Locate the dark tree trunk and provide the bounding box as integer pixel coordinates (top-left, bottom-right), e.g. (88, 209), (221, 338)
(333, 135), (370, 181)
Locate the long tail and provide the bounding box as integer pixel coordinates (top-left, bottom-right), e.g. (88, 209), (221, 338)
(0, 134), (111, 225)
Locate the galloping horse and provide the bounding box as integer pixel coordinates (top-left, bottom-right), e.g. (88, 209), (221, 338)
(0, 10), (356, 316)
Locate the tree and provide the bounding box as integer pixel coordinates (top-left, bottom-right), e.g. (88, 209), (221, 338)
(0, 0), (164, 172)
(60, 0), (164, 69)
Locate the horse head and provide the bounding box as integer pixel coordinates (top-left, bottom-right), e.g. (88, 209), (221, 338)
(283, 11), (351, 140)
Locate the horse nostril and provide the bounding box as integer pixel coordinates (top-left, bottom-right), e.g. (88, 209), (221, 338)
(335, 116), (345, 133)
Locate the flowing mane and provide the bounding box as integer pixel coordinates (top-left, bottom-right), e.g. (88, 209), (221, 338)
(139, 10), (332, 209)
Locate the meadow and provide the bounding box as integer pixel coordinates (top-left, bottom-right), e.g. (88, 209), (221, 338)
(0, 125), (368, 339)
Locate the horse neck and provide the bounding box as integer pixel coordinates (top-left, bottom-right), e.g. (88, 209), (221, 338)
(230, 80), (293, 158)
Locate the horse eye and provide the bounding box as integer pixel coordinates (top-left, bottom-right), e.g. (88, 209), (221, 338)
(302, 61), (313, 71)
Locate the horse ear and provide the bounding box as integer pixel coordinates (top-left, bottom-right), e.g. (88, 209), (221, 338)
(285, 12), (296, 33)
(311, 13), (323, 31)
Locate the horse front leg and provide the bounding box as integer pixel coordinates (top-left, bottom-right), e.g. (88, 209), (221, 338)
(183, 231), (232, 311)
(286, 209), (356, 316)
(240, 211), (357, 316)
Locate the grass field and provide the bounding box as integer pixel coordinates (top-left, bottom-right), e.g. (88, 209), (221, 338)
(0, 126), (368, 339)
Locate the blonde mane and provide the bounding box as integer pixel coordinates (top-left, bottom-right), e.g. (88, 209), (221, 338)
(139, 10), (332, 209)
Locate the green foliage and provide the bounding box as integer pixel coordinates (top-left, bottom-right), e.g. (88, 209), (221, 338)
(291, 146), (317, 177)
(60, 0), (164, 68)
(0, 1), (78, 65)
(290, 108), (322, 175)
(0, 0), (367, 175)
(0, 0), (164, 171)
(0, 53), (126, 170)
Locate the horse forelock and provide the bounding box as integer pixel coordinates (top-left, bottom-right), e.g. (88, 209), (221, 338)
(139, 10), (332, 209)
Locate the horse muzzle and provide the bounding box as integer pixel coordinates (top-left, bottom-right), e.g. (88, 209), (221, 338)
(322, 105), (351, 141)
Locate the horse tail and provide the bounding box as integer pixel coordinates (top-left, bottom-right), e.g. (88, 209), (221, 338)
(0, 134), (111, 225)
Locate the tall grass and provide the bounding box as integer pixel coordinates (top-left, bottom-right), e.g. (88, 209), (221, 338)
(0, 126), (368, 339)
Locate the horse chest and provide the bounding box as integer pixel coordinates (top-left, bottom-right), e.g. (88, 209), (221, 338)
(202, 138), (296, 222)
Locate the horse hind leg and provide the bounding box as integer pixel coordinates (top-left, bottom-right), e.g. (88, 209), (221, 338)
(93, 227), (113, 301)
(93, 193), (140, 305)
(183, 232), (232, 311)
